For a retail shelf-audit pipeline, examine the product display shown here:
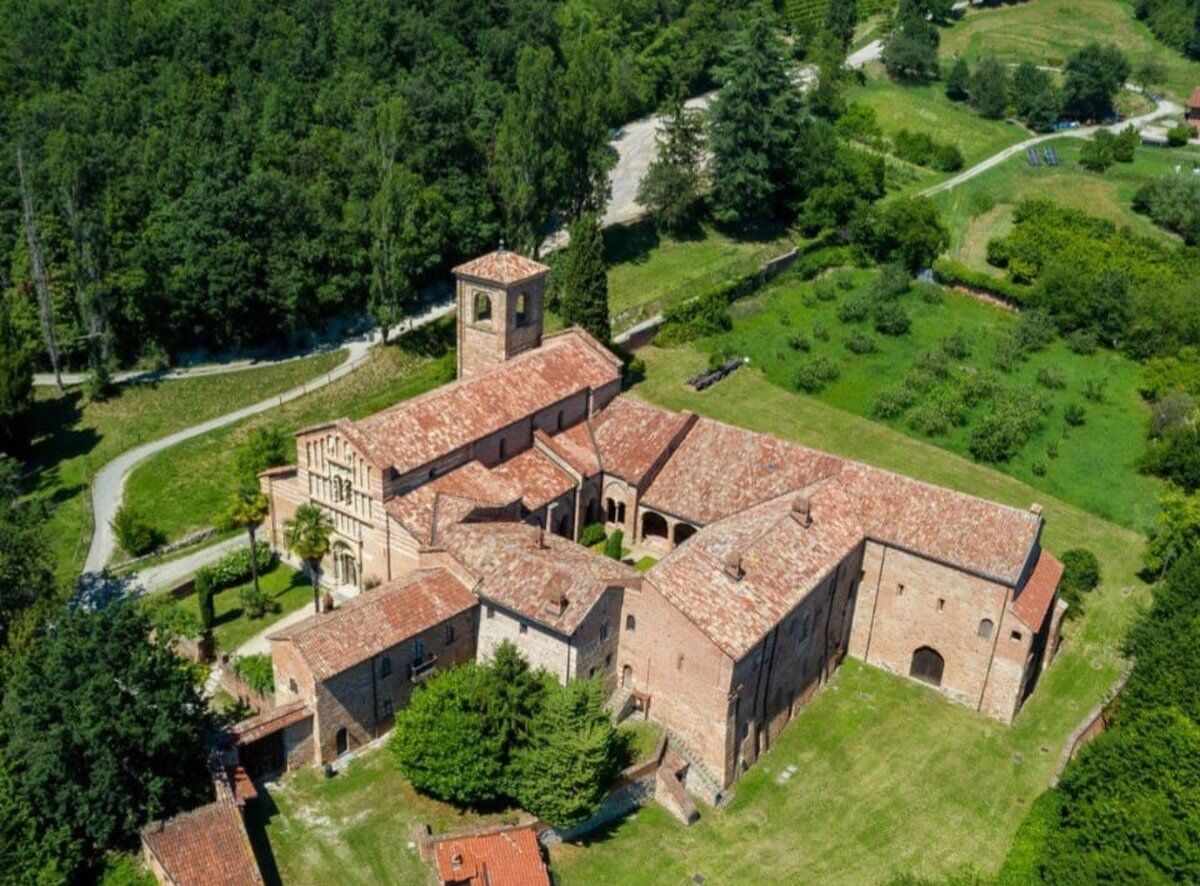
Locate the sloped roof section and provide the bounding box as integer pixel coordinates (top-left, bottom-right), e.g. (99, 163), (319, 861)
(433, 826), (550, 886)
(1010, 549), (1064, 628)
(589, 397), (696, 487)
(269, 569), (476, 680)
(453, 250), (549, 286)
(141, 801), (262, 886)
(535, 424), (601, 477)
(342, 329), (620, 476)
(490, 447), (576, 511)
(438, 522), (639, 636)
(387, 461), (522, 545)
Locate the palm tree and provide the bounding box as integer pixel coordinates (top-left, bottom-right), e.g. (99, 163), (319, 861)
(284, 503), (333, 613)
(225, 484), (270, 600)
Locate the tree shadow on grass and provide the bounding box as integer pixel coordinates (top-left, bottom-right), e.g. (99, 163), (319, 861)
(603, 221), (661, 267)
(26, 390), (98, 478)
(243, 786), (284, 886)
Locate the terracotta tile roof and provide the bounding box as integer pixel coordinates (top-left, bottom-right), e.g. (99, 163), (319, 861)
(490, 448), (576, 510)
(342, 330), (620, 475)
(834, 462), (1041, 585)
(535, 424), (600, 477)
(433, 826), (550, 886)
(647, 485), (864, 659)
(453, 250), (550, 286)
(231, 699), (312, 746)
(141, 800), (262, 886)
(589, 397), (696, 486)
(641, 417), (842, 523)
(268, 569), (476, 681)
(438, 522), (639, 636)
(387, 461), (522, 545)
(1010, 549), (1064, 628)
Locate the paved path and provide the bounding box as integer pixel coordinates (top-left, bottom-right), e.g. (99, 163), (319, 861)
(133, 535), (249, 594)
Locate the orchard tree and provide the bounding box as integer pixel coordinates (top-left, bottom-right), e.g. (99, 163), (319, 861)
(970, 57), (1010, 119)
(882, 0), (940, 84)
(638, 99), (705, 233)
(1064, 43), (1130, 121)
(514, 678), (622, 827)
(0, 603), (214, 880)
(559, 213), (611, 342)
(945, 57), (971, 102)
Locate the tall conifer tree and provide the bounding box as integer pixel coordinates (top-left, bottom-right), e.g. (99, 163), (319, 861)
(559, 213), (611, 343)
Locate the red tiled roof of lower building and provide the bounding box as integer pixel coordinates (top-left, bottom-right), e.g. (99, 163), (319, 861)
(268, 569), (476, 681)
(1010, 549), (1064, 628)
(490, 447), (576, 510)
(452, 250), (550, 286)
(589, 397), (695, 486)
(647, 484), (864, 659)
(141, 800), (262, 886)
(641, 417), (843, 523)
(257, 463), (297, 479)
(437, 522), (639, 636)
(342, 330), (620, 476)
(231, 699), (312, 746)
(387, 461), (522, 545)
(433, 826), (550, 886)
(535, 424), (600, 477)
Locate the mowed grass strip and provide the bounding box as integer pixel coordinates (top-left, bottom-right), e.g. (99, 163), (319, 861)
(26, 349), (347, 582)
(123, 329), (455, 543)
(940, 0), (1200, 102)
(546, 345), (1147, 884)
(703, 273), (1157, 531)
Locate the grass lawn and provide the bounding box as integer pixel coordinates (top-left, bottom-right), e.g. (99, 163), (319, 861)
(603, 221), (793, 332)
(249, 742), (519, 886)
(620, 720), (663, 765)
(542, 345), (1148, 884)
(699, 271), (1157, 531)
(844, 66), (1030, 181)
(25, 350), (347, 583)
(123, 326), (455, 545)
(932, 138), (1200, 270)
(633, 556), (658, 572)
(940, 0), (1200, 103)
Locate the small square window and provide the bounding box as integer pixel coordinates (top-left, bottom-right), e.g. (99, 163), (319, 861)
(486, 606), (494, 619)
(937, 598), (945, 612)
(519, 622), (528, 635)
(605, 653), (612, 667)
(896, 583), (905, 596)
(1010, 630), (1022, 642)
(444, 624), (455, 646)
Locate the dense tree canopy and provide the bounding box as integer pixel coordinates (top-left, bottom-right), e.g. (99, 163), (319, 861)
(0, 0), (740, 367)
(0, 460), (55, 649)
(1063, 42), (1130, 121)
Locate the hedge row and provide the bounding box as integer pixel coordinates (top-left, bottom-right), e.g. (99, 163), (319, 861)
(932, 258), (1034, 306)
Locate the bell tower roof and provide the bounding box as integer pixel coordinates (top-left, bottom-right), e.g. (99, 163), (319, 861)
(453, 249), (550, 286)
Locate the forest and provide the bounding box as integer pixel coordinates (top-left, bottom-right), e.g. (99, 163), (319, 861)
(0, 0), (740, 369)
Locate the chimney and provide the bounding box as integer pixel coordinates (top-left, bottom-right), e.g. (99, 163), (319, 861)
(544, 585), (568, 615)
(791, 494), (813, 527)
(724, 550), (744, 581)
(1030, 503), (1044, 517)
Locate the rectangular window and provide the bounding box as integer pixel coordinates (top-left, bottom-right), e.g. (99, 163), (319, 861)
(519, 623), (528, 635)
(381, 699), (393, 718)
(379, 654), (391, 678)
(937, 598), (945, 612)
(599, 621), (610, 642)
(444, 624), (455, 646)
(413, 639), (425, 662)
(1010, 630), (1022, 642)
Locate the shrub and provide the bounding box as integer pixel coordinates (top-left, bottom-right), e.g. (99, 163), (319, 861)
(932, 143), (964, 172)
(195, 568), (216, 635)
(141, 594), (201, 641)
(579, 523), (606, 547)
(110, 506), (164, 557)
(655, 289), (731, 345)
(837, 293), (873, 323)
(1061, 548), (1101, 593)
(1014, 309), (1056, 353)
(793, 357), (841, 393)
(871, 263), (911, 301)
(913, 281), (944, 304)
(1166, 123), (1193, 148)
(873, 302), (911, 336)
(83, 365), (113, 402)
(904, 368), (939, 394)
(1063, 403), (1087, 426)
(813, 323), (830, 341)
(968, 393), (1045, 462)
(1131, 173), (1200, 245)
(1036, 366), (1066, 389)
(1112, 125), (1138, 163)
(1150, 392), (1195, 439)
(1063, 329), (1097, 355)
(1032, 460), (1047, 476)
(915, 348), (951, 378)
(871, 385), (918, 418)
(233, 654), (275, 695)
(1083, 376), (1108, 403)
(1141, 424), (1200, 491)
(814, 279), (837, 302)
(240, 582), (273, 619)
(833, 269), (856, 290)
(844, 331), (877, 354)
(1047, 439), (1060, 459)
(908, 401), (951, 436)
(931, 259), (1033, 306)
(940, 329), (971, 360)
(603, 529), (624, 561)
(210, 542), (275, 589)
(1079, 130), (1114, 172)
(235, 427), (289, 481)
(788, 334), (811, 352)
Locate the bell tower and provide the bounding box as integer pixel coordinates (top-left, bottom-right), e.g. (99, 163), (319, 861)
(452, 244), (550, 379)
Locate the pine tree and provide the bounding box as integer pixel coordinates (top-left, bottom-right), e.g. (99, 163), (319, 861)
(824, 0), (857, 48)
(637, 99), (705, 233)
(514, 679), (622, 828)
(484, 641), (550, 791)
(945, 57), (971, 102)
(559, 213), (611, 343)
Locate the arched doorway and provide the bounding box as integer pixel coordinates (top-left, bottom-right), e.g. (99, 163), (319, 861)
(910, 646), (945, 687)
(673, 523), (697, 546)
(642, 511), (668, 541)
(335, 727), (348, 757)
(556, 511), (572, 538)
(621, 665), (633, 689)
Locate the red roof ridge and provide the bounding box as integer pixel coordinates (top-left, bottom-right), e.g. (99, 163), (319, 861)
(452, 250), (550, 285)
(542, 325), (624, 369)
(1010, 549), (1065, 628)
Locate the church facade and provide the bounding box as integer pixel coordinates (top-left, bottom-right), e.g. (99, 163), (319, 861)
(247, 248), (1067, 793)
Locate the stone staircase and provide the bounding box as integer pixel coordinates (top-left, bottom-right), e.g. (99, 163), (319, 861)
(661, 730), (727, 807)
(202, 664), (224, 699)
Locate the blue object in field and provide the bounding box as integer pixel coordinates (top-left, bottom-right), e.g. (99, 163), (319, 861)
(1027, 147), (1042, 166)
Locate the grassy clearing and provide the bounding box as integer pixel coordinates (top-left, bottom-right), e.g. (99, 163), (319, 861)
(250, 742), (518, 886)
(24, 350), (347, 583)
(940, 0), (1200, 102)
(543, 345), (1148, 884)
(123, 326), (455, 545)
(845, 66), (1030, 178)
(704, 271), (1158, 531)
(603, 221), (793, 331)
(932, 138), (1200, 268)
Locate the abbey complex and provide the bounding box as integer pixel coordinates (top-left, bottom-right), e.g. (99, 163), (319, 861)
(237, 248), (1066, 795)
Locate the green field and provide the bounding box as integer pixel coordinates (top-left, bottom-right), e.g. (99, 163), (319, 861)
(123, 329), (455, 545)
(603, 222), (793, 332)
(940, 0), (1200, 102)
(25, 351), (347, 583)
(844, 66), (1031, 185)
(698, 271), (1157, 531)
(932, 138), (1200, 270)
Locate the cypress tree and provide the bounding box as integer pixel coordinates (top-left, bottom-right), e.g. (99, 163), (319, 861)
(559, 213), (611, 343)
